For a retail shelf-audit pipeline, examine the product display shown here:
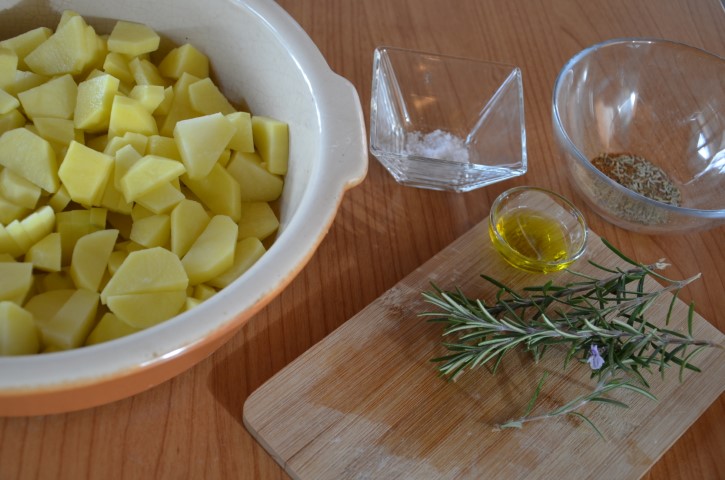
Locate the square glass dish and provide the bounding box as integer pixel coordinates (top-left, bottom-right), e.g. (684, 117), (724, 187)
(370, 46), (527, 191)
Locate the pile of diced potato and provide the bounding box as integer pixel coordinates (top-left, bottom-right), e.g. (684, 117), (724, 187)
(0, 11), (289, 355)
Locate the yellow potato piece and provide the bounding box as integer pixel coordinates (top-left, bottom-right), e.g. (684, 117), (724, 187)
(0, 223), (24, 258)
(108, 95), (158, 138)
(0, 26), (52, 71)
(120, 154), (186, 202)
(23, 288), (75, 322)
(129, 213), (170, 248)
(103, 52), (134, 85)
(146, 135), (180, 160)
(39, 288), (99, 350)
(58, 141), (113, 206)
(25, 232), (61, 272)
(18, 73), (77, 121)
(56, 207), (107, 264)
(181, 163), (241, 221)
(24, 15), (93, 76)
(174, 112), (235, 179)
(0, 301), (40, 355)
(0, 47), (17, 90)
(129, 85), (165, 113)
(0, 109), (26, 135)
(74, 73), (120, 132)
(170, 199), (210, 258)
(237, 201), (280, 241)
(0, 128), (59, 193)
(158, 43), (209, 80)
(128, 57), (166, 87)
(251, 115), (289, 175)
(0, 195), (28, 225)
(100, 246), (188, 303)
(107, 20), (160, 57)
(70, 229), (119, 292)
(226, 151), (283, 202)
(181, 215), (238, 285)
(21, 205), (55, 244)
(85, 312), (141, 345)
(135, 182), (184, 214)
(34, 117), (76, 147)
(207, 237), (266, 289)
(0, 88), (20, 115)
(48, 184), (71, 212)
(107, 290), (186, 329)
(0, 168), (41, 209)
(0, 262), (33, 304)
(188, 78), (235, 115)
(225, 111), (254, 152)
(158, 72), (201, 136)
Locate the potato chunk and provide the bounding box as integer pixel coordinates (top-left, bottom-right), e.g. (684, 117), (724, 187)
(170, 199), (210, 258)
(58, 141), (113, 206)
(0, 128), (59, 193)
(17, 73), (77, 120)
(0, 262), (33, 304)
(174, 112), (235, 179)
(100, 246), (188, 303)
(251, 115), (289, 175)
(24, 15), (93, 76)
(74, 73), (120, 132)
(107, 290), (186, 328)
(39, 288), (99, 350)
(85, 312), (140, 345)
(0, 301), (40, 355)
(107, 20), (160, 57)
(181, 215), (238, 285)
(70, 229), (119, 292)
(120, 155), (186, 202)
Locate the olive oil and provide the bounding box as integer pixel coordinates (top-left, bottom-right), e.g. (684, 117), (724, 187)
(490, 208), (571, 272)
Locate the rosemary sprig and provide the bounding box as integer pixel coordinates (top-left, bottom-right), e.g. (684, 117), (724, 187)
(421, 239), (722, 435)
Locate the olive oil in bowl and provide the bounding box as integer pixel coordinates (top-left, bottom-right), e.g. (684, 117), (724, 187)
(489, 187), (587, 273)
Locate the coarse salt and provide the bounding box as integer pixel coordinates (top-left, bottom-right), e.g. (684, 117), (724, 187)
(404, 129), (469, 163)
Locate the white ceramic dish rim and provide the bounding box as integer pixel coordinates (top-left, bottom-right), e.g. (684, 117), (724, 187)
(552, 37), (725, 219)
(0, 0), (367, 392)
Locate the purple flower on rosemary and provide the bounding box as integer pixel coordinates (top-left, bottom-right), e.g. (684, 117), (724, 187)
(587, 344), (604, 370)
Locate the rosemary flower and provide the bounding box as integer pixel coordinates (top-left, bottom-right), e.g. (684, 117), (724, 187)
(586, 344), (604, 370)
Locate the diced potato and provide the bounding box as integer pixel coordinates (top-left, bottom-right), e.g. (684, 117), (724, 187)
(0, 262), (33, 304)
(33, 117), (76, 146)
(85, 312), (140, 345)
(74, 73), (120, 132)
(226, 151), (284, 202)
(174, 112), (235, 179)
(181, 163), (241, 221)
(70, 229), (119, 292)
(120, 155), (186, 202)
(104, 132), (147, 157)
(103, 52), (134, 85)
(158, 72), (200, 136)
(23, 288), (74, 322)
(38, 270), (76, 292)
(0, 27), (52, 71)
(56, 208), (106, 264)
(251, 115), (289, 175)
(107, 20), (160, 57)
(0, 301), (40, 355)
(100, 246), (188, 303)
(0, 195), (28, 225)
(129, 85), (165, 113)
(188, 77), (235, 115)
(130, 203), (154, 222)
(25, 232), (61, 272)
(129, 214), (169, 248)
(108, 95), (158, 138)
(128, 57), (166, 86)
(58, 141), (113, 206)
(106, 250), (128, 275)
(100, 176), (133, 215)
(170, 199), (210, 258)
(0, 168), (41, 209)
(24, 15), (94, 76)
(5, 220), (34, 253)
(0, 109), (26, 135)
(146, 135), (180, 160)
(20, 205), (55, 244)
(155, 86), (174, 116)
(48, 184), (71, 212)
(181, 215), (238, 285)
(193, 284), (216, 301)
(0, 128), (59, 192)
(0, 47), (18, 89)
(237, 201), (280, 241)
(39, 288), (99, 350)
(135, 182), (184, 214)
(225, 111), (254, 152)
(158, 43), (209, 80)
(107, 289), (186, 328)
(0, 223), (24, 258)
(207, 237), (266, 289)
(0, 88), (20, 115)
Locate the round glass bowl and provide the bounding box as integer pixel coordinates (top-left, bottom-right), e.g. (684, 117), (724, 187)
(552, 38), (725, 234)
(489, 187), (588, 273)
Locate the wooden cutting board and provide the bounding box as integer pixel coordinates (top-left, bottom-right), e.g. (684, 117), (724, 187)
(243, 221), (725, 479)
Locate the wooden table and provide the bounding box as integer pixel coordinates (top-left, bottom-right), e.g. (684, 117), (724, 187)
(1, 0), (723, 478)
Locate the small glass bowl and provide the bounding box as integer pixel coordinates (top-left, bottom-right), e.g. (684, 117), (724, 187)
(489, 187), (588, 273)
(370, 46), (527, 191)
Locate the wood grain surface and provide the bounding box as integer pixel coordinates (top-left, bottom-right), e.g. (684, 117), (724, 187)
(1, 0), (724, 479)
(243, 225), (725, 480)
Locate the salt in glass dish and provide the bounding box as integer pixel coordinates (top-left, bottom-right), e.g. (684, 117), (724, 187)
(370, 46), (527, 191)
(489, 187), (588, 273)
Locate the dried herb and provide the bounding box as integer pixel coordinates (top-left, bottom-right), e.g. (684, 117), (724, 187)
(421, 239), (722, 437)
(591, 152), (682, 206)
